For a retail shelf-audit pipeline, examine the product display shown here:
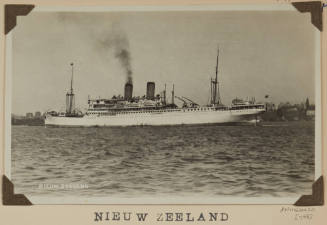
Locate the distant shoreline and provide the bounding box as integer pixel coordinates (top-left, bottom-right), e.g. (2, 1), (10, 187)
(11, 118), (44, 126)
(11, 119), (314, 127)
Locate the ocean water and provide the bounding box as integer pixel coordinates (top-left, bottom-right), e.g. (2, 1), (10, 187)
(11, 121), (315, 198)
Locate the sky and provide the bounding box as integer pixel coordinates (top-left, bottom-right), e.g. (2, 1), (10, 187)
(11, 10), (316, 115)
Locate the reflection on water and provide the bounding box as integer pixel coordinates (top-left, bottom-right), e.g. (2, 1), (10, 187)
(11, 121), (315, 198)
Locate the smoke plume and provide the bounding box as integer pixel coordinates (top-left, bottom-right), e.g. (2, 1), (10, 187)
(107, 32), (133, 85)
(93, 26), (133, 85)
(115, 47), (132, 84)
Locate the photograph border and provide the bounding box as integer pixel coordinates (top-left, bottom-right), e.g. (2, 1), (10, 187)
(2, 2), (324, 205)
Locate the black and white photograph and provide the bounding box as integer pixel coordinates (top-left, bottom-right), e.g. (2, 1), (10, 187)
(4, 4), (321, 204)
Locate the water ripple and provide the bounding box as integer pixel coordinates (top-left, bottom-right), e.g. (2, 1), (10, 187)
(11, 121), (315, 198)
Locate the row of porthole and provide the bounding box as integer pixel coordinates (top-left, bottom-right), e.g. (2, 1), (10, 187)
(87, 108), (261, 115)
(88, 109), (214, 114)
(88, 110), (198, 115)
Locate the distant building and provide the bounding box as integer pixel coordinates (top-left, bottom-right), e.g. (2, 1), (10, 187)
(12, 114), (24, 119)
(265, 102), (276, 112)
(26, 112), (33, 118)
(34, 111), (42, 118)
(305, 98), (310, 110)
(306, 105), (315, 120)
(284, 107), (300, 121)
(277, 103), (300, 121)
(306, 110), (315, 116)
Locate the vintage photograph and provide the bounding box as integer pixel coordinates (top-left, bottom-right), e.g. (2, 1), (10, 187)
(5, 5), (320, 204)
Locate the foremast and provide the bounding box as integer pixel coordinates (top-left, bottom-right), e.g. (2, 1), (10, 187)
(66, 62), (75, 115)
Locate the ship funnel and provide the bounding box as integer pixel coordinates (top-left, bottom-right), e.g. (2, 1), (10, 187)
(146, 82), (155, 100)
(124, 83), (133, 100)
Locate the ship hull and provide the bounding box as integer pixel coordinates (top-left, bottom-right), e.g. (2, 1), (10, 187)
(45, 109), (264, 127)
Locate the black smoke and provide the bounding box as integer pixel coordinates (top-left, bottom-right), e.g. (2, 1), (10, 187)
(107, 32), (133, 85)
(55, 14), (133, 85)
(115, 48), (132, 84)
(93, 27), (133, 85)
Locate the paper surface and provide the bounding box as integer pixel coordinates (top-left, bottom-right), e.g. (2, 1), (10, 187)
(0, 0), (326, 224)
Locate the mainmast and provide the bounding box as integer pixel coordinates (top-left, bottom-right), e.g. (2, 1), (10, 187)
(163, 83), (167, 105)
(216, 48), (221, 105)
(70, 62), (74, 94)
(171, 84), (175, 105)
(211, 48), (221, 106)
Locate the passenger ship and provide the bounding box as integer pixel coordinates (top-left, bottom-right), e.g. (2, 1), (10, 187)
(45, 52), (265, 127)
